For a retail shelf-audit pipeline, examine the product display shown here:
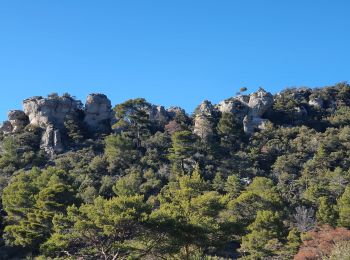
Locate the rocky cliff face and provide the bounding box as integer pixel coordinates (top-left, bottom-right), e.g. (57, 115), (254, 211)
(1, 93), (114, 155)
(23, 95), (82, 128)
(0, 88), (278, 154)
(214, 88), (274, 135)
(0, 110), (29, 134)
(193, 100), (217, 139)
(84, 93), (113, 132)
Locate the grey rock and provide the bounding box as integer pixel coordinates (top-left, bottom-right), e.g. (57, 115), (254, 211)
(23, 95), (82, 129)
(166, 106), (186, 121)
(41, 125), (64, 155)
(0, 121), (13, 134)
(84, 93), (113, 132)
(8, 110), (29, 132)
(294, 106), (308, 117)
(149, 105), (170, 123)
(243, 115), (270, 134)
(248, 88), (274, 117)
(193, 100), (217, 139)
(217, 88), (273, 135)
(217, 98), (250, 121)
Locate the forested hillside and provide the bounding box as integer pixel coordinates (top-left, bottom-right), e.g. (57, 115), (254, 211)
(1, 83), (350, 259)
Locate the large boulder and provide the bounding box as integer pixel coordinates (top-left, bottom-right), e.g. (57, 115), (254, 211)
(84, 93), (113, 132)
(217, 97), (250, 121)
(247, 88), (274, 117)
(193, 100), (217, 139)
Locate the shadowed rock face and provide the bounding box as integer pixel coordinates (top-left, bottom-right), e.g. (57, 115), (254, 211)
(41, 124), (64, 155)
(8, 110), (28, 133)
(148, 105), (170, 124)
(84, 93), (113, 132)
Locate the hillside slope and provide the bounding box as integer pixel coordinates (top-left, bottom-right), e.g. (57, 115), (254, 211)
(1, 82), (350, 259)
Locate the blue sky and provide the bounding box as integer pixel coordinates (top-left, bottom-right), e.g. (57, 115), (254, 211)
(0, 1), (349, 120)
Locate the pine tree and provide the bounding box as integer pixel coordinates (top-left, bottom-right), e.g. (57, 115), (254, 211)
(217, 112), (243, 152)
(240, 210), (284, 258)
(168, 130), (196, 173)
(338, 186), (350, 228)
(316, 196), (337, 226)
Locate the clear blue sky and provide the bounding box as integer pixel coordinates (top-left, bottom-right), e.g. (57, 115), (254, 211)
(0, 1), (349, 120)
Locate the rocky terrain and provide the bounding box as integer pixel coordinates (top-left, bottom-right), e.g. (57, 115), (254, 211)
(0, 88), (277, 155)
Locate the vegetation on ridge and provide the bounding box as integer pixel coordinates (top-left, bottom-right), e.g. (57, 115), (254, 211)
(1, 83), (350, 259)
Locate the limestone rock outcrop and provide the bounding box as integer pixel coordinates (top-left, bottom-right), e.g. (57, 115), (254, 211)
(41, 124), (64, 155)
(216, 88), (274, 135)
(247, 88), (274, 117)
(23, 95), (82, 128)
(193, 100), (217, 139)
(8, 110), (29, 132)
(0, 110), (29, 134)
(0, 93), (116, 154)
(217, 97), (250, 121)
(149, 105), (170, 124)
(84, 93), (113, 132)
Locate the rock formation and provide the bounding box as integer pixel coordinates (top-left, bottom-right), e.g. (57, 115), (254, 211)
(0, 110), (29, 134)
(23, 95), (82, 128)
(217, 97), (250, 121)
(8, 110), (29, 132)
(216, 88), (274, 135)
(247, 88), (274, 117)
(41, 124), (64, 155)
(193, 100), (217, 139)
(243, 88), (274, 134)
(0, 88), (275, 154)
(84, 93), (113, 132)
(1, 93), (115, 155)
(149, 105), (170, 124)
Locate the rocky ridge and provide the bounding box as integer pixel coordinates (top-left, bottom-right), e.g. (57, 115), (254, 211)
(0, 87), (321, 154)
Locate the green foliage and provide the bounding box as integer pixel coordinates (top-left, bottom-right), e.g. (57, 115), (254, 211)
(285, 228), (301, 256)
(113, 168), (142, 196)
(168, 130), (196, 172)
(113, 98), (154, 146)
(2, 85), (350, 258)
(41, 195), (150, 259)
(240, 210), (284, 258)
(337, 186), (350, 228)
(64, 112), (86, 143)
(224, 175), (242, 198)
(148, 167), (227, 258)
(316, 196), (337, 226)
(105, 134), (139, 172)
(217, 112), (243, 152)
(2, 168), (76, 250)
